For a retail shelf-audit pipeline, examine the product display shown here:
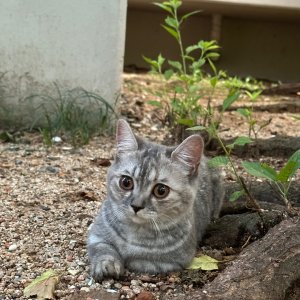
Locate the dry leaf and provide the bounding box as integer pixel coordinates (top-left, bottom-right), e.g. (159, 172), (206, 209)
(24, 269), (59, 299)
(187, 255), (219, 271)
(90, 157), (111, 167)
(77, 191), (98, 201)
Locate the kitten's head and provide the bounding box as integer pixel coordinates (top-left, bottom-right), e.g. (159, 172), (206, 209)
(107, 119), (204, 226)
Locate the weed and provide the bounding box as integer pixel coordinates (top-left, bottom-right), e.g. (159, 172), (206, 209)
(236, 90), (271, 139)
(27, 83), (116, 147)
(242, 150), (300, 209)
(143, 0), (229, 140)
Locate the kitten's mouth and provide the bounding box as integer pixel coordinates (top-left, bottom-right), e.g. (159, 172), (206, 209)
(131, 214), (148, 224)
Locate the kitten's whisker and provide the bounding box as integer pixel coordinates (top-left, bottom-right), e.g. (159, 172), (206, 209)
(151, 218), (162, 237)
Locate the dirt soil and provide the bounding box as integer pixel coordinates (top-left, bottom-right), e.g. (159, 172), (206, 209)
(0, 73), (299, 300)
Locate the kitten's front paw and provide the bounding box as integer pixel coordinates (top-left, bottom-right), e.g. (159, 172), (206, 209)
(91, 255), (124, 282)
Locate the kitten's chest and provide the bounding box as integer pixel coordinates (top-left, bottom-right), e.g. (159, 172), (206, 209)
(114, 221), (195, 258)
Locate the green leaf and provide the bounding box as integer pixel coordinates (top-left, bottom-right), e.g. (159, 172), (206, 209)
(177, 118), (194, 127)
(187, 255), (219, 271)
(180, 10), (202, 23)
(276, 160), (297, 183)
(206, 52), (220, 59)
(153, 3), (173, 14)
(186, 125), (206, 131)
(164, 69), (174, 80)
(185, 44), (200, 54)
(142, 55), (159, 71)
(288, 149), (300, 169)
(242, 161), (277, 181)
(229, 190), (245, 202)
(222, 92), (240, 112)
(147, 100), (162, 108)
(157, 53), (165, 66)
(24, 269), (59, 299)
(162, 25), (179, 41)
(175, 86), (184, 93)
(168, 60), (182, 71)
(208, 156), (229, 167)
(189, 85), (200, 92)
(192, 59), (206, 70)
(207, 58), (217, 74)
(165, 16), (178, 29)
(245, 90), (262, 102)
(210, 76), (218, 88)
(229, 136), (253, 148)
(237, 108), (251, 118)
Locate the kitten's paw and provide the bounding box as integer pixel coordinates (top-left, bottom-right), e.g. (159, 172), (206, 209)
(91, 255), (124, 282)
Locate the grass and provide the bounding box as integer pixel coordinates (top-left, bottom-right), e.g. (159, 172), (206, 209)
(26, 83), (117, 147)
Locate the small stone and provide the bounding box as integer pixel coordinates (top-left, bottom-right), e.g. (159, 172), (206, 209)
(69, 240), (77, 250)
(46, 166), (59, 173)
(130, 279), (141, 286)
(114, 282), (122, 289)
(136, 291), (155, 300)
(131, 123), (141, 128)
(68, 269), (80, 276)
(77, 260), (86, 266)
(66, 255), (73, 262)
(77, 274), (85, 281)
(52, 136), (62, 143)
(8, 244), (17, 252)
(102, 279), (114, 289)
(132, 286), (142, 294)
(120, 286), (135, 299)
(80, 287), (90, 292)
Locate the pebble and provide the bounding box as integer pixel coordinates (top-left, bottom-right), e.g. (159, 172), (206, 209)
(77, 274), (85, 281)
(136, 291), (155, 300)
(131, 279), (142, 286)
(102, 279), (114, 289)
(8, 244), (17, 252)
(69, 240), (77, 250)
(68, 269), (80, 276)
(80, 287), (90, 292)
(45, 166), (60, 173)
(120, 286), (135, 299)
(66, 255), (73, 262)
(77, 260), (86, 266)
(52, 136), (62, 143)
(114, 282), (123, 289)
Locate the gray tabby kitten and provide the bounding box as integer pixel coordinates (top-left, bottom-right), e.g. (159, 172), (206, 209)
(87, 119), (224, 281)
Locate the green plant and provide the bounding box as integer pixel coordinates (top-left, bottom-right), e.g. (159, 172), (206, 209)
(242, 150), (300, 209)
(225, 76), (263, 92)
(236, 90), (271, 139)
(27, 83), (116, 147)
(188, 121), (260, 210)
(143, 0), (225, 138)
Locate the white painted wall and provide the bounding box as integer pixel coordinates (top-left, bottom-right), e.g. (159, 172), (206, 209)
(0, 0), (127, 126)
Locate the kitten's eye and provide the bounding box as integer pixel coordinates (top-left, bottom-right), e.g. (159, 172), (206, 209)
(119, 175), (134, 190)
(153, 184), (170, 199)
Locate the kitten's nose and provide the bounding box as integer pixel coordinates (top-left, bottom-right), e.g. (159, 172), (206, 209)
(131, 204), (144, 213)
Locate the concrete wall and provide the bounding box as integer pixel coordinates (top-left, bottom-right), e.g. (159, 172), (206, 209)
(0, 0), (127, 127)
(125, 2), (300, 82)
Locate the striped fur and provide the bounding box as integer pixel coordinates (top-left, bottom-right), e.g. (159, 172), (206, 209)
(87, 120), (224, 281)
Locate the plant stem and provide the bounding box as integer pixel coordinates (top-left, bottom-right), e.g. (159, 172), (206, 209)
(174, 7), (187, 75)
(213, 127), (261, 211)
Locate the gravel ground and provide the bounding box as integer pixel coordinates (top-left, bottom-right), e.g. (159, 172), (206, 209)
(1, 73), (299, 299)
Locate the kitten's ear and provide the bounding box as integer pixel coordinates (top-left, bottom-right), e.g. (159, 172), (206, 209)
(171, 135), (204, 174)
(116, 119), (138, 153)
